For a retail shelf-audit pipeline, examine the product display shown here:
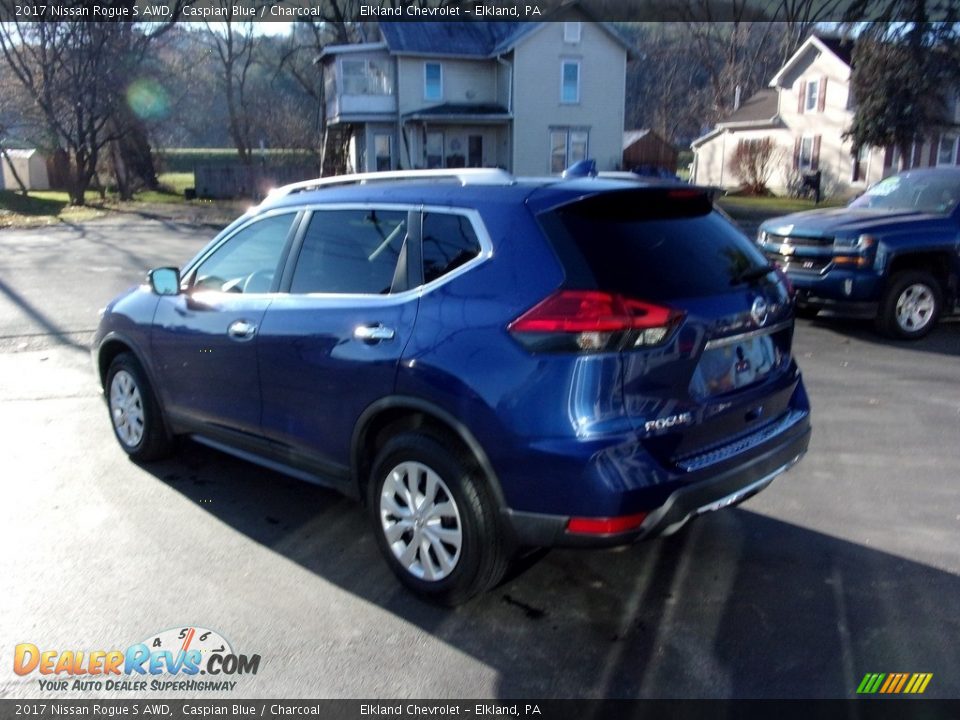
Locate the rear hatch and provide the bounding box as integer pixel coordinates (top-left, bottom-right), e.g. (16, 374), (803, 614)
(534, 188), (798, 471)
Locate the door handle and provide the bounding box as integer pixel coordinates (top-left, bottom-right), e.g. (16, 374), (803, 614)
(354, 324), (396, 343)
(227, 319), (257, 341)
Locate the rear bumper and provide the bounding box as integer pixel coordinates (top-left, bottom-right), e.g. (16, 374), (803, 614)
(502, 412), (810, 548)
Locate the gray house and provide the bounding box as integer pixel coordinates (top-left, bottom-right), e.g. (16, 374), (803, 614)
(318, 11), (632, 176)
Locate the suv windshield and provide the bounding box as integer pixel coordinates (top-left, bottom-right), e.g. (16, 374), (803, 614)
(849, 172), (960, 215)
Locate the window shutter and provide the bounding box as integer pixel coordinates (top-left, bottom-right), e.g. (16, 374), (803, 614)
(811, 135), (821, 170)
(798, 80), (806, 114)
(929, 136), (939, 166)
(793, 137), (801, 169)
(817, 76), (827, 112)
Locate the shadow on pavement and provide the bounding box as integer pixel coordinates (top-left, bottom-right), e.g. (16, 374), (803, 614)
(144, 441), (960, 699)
(0, 275), (90, 353)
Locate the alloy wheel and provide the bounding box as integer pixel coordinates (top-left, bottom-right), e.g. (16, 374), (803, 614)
(379, 461), (463, 581)
(110, 369), (145, 448)
(895, 283), (936, 334)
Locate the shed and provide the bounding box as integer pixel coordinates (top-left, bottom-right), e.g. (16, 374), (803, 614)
(622, 129), (677, 173)
(1, 149), (50, 191)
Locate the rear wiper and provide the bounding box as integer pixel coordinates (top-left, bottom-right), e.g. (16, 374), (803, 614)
(730, 264), (773, 286)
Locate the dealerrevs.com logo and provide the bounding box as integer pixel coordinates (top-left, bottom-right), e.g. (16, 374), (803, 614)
(14, 626), (261, 692)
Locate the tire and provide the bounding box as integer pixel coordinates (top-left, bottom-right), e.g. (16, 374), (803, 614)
(876, 270), (942, 340)
(368, 431), (510, 606)
(105, 353), (174, 462)
(793, 305), (820, 320)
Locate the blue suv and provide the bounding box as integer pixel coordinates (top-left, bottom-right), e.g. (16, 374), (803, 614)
(95, 168), (811, 604)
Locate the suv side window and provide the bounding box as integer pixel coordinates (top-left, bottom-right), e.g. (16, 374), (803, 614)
(291, 209), (407, 294)
(191, 213), (295, 293)
(421, 212), (481, 284)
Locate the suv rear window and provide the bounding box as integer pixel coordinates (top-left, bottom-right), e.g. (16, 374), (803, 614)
(538, 190), (769, 300)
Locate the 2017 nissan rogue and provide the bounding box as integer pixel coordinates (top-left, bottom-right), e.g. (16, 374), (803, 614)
(95, 168), (811, 605)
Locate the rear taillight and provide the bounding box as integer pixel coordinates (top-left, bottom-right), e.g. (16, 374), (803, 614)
(566, 512), (648, 535)
(508, 290), (684, 353)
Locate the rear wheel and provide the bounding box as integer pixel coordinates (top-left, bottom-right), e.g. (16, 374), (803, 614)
(876, 270), (941, 340)
(105, 353), (174, 461)
(368, 431), (510, 606)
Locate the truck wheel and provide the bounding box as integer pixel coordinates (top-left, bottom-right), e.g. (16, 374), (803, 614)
(794, 305), (820, 320)
(368, 431), (510, 606)
(876, 270), (941, 340)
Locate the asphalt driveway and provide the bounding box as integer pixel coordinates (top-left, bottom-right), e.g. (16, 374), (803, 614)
(1, 216), (958, 699)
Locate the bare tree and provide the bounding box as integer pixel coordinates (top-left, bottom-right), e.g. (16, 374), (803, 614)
(727, 137), (781, 194)
(674, 0), (849, 127)
(624, 25), (708, 144)
(202, 9), (262, 165)
(0, 17), (179, 204)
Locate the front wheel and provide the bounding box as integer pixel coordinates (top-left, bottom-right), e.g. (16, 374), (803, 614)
(876, 270), (942, 340)
(105, 353), (174, 461)
(368, 432), (510, 606)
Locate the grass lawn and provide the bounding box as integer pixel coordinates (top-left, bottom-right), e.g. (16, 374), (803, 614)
(716, 194), (845, 225)
(717, 195), (845, 213)
(0, 172), (241, 229)
(0, 190), (105, 227)
(154, 172), (194, 197)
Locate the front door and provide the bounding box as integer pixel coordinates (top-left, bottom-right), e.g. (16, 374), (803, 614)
(151, 212), (298, 436)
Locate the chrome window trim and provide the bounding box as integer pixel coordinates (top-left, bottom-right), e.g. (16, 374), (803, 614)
(181, 208), (302, 281)
(180, 203), (493, 303)
(703, 320), (793, 350)
(288, 203), (493, 302)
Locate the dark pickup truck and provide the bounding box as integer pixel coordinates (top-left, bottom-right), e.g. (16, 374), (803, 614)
(757, 167), (960, 339)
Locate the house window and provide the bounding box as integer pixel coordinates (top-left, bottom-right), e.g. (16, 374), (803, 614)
(340, 58), (392, 95)
(374, 134), (392, 172)
(796, 136), (820, 172)
(798, 137), (813, 171)
(425, 131), (444, 169)
(561, 60), (580, 104)
(937, 134), (959, 166)
(424, 62), (442, 102)
(805, 78), (819, 112)
(468, 135), (483, 167)
(550, 127), (589, 173)
(564, 22), (581, 43)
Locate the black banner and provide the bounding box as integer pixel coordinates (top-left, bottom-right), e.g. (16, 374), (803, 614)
(2, 700), (960, 720)
(0, 0), (956, 23)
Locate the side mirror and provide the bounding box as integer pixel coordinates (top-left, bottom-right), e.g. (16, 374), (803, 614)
(148, 267), (181, 296)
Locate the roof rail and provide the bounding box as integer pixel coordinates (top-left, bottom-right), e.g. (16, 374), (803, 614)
(268, 168), (515, 199)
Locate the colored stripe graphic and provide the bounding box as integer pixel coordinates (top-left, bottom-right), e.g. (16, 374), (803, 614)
(857, 673), (885, 694)
(857, 672), (932, 694)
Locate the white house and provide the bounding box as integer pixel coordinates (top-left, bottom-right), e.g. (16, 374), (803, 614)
(691, 34), (960, 197)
